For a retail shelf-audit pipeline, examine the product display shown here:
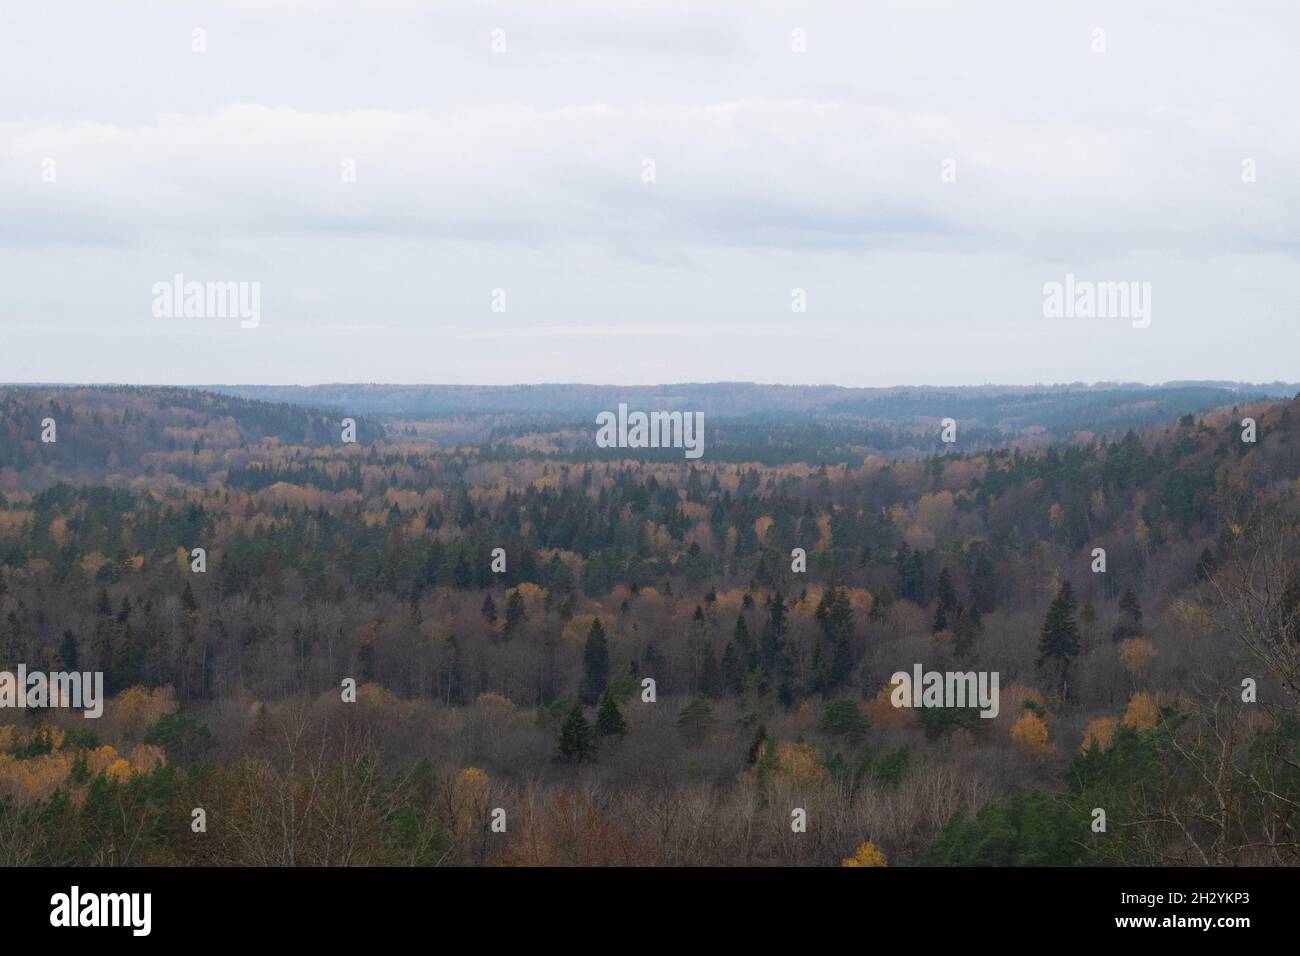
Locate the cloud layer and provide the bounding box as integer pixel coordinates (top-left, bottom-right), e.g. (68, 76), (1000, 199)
(1, 1), (1296, 385)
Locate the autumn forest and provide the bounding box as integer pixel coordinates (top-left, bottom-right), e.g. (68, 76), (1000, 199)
(0, 382), (1298, 868)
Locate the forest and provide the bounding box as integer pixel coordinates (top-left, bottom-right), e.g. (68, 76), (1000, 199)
(0, 383), (1297, 866)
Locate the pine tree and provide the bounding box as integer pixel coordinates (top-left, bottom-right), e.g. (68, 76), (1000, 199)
(556, 702), (596, 762)
(595, 688), (627, 738)
(581, 617), (610, 704)
(699, 643), (721, 698)
(721, 641), (743, 695)
(676, 693), (716, 743)
(56, 630), (78, 671)
(814, 586), (854, 691)
(952, 604), (982, 657)
(1038, 581), (1082, 694)
(481, 593), (498, 625)
(503, 589), (527, 635)
(1113, 587), (1144, 640)
(937, 567), (957, 615)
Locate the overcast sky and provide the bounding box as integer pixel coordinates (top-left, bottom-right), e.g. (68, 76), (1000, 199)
(1, 1), (1296, 387)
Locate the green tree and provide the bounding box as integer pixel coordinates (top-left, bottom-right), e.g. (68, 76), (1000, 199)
(1038, 581), (1082, 695)
(595, 688), (627, 738)
(56, 630), (79, 671)
(503, 589), (528, 635)
(581, 617), (610, 704)
(556, 702), (596, 763)
(1112, 587), (1144, 640)
(818, 699), (870, 742)
(676, 693), (716, 743)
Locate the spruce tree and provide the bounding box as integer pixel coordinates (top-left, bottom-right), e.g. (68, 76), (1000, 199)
(937, 567), (957, 615)
(581, 617), (610, 704)
(595, 688), (627, 738)
(1113, 588), (1144, 640)
(503, 589), (527, 635)
(481, 593), (498, 625)
(676, 693), (716, 744)
(57, 630), (78, 671)
(1038, 581), (1081, 694)
(556, 702), (595, 762)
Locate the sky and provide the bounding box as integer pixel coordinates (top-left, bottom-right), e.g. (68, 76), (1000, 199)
(1, 0), (1297, 387)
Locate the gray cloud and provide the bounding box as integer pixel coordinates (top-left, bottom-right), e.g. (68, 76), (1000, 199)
(1, 0), (1296, 386)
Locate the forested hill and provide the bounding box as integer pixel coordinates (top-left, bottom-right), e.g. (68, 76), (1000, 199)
(0, 386), (382, 487)
(206, 382), (1290, 440)
(0, 384), (1297, 866)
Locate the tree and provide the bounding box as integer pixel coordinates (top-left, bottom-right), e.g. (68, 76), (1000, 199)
(936, 567), (957, 615)
(581, 617), (610, 704)
(1112, 587), (1144, 640)
(952, 604), (982, 657)
(676, 693), (715, 743)
(56, 630), (79, 671)
(503, 589), (527, 635)
(480, 594), (498, 625)
(595, 688), (626, 738)
(556, 702), (596, 763)
(1038, 581), (1081, 696)
(841, 842), (888, 867)
(818, 699), (870, 742)
(1011, 711), (1052, 754)
(814, 586), (854, 691)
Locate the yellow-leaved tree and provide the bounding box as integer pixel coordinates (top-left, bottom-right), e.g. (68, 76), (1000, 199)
(1123, 692), (1158, 731)
(841, 842), (888, 867)
(1080, 716), (1118, 753)
(1010, 711), (1053, 754)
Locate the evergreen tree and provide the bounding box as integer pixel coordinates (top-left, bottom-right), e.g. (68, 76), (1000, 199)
(1113, 588), (1144, 640)
(721, 641), (743, 695)
(937, 567), (957, 615)
(556, 702), (596, 762)
(699, 643), (722, 698)
(503, 589), (527, 635)
(952, 604), (983, 657)
(56, 630), (78, 671)
(1038, 581), (1082, 694)
(676, 693), (716, 743)
(481, 593), (498, 625)
(814, 585), (854, 691)
(896, 545), (926, 604)
(595, 688), (627, 738)
(581, 617), (610, 704)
